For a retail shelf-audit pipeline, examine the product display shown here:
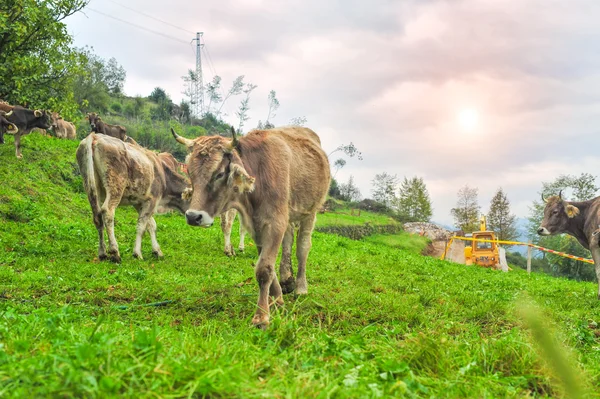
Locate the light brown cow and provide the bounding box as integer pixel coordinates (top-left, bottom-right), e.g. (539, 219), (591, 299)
(172, 126), (330, 328)
(51, 112), (77, 140)
(76, 133), (193, 262)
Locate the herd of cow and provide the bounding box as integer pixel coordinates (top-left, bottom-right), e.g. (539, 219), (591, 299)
(2, 99), (600, 327)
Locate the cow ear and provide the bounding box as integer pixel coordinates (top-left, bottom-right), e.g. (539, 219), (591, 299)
(228, 163), (255, 193)
(565, 204), (580, 218)
(34, 110), (42, 117)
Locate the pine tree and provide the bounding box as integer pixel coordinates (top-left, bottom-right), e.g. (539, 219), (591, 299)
(487, 188), (518, 241)
(450, 185), (480, 232)
(395, 176), (433, 222)
(339, 175), (362, 202)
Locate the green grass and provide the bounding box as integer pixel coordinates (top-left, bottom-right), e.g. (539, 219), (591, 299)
(1, 135), (600, 397)
(364, 233), (430, 255)
(315, 208), (397, 227)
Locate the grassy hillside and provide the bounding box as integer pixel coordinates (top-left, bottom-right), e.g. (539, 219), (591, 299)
(1, 135), (600, 397)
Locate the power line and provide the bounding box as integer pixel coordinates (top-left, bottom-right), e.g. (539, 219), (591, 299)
(87, 7), (189, 45)
(104, 0), (195, 34)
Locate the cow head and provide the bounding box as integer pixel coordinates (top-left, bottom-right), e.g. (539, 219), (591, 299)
(171, 127), (255, 227)
(50, 112), (61, 129)
(87, 112), (100, 131)
(32, 109), (52, 130)
(537, 191), (580, 236)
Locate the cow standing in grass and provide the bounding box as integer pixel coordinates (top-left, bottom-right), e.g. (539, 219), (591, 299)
(0, 101), (52, 158)
(172, 126), (330, 328)
(538, 192), (600, 298)
(87, 112), (136, 144)
(51, 112), (77, 140)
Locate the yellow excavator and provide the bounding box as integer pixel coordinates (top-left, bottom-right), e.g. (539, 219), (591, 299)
(464, 215), (504, 269)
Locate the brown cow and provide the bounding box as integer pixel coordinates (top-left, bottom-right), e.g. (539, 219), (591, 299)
(76, 133), (242, 262)
(172, 126), (331, 328)
(0, 101), (52, 158)
(76, 133), (191, 262)
(51, 112), (77, 140)
(87, 112), (136, 144)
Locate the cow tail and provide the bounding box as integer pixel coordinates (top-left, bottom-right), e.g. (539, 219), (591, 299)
(77, 135), (102, 226)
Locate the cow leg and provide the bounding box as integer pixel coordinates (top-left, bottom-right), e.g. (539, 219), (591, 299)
(221, 209), (236, 257)
(133, 202), (155, 260)
(101, 194), (122, 264)
(146, 217), (163, 258)
(280, 224), (296, 294)
(14, 133), (22, 159)
(590, 234), (600, 299)
(252, 225), (285, 328)
(295, 215), (317, 295)
(94, 211), (107, 260)
(238, 224), (246, 253)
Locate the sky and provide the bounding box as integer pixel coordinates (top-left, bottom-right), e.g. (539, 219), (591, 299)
(65, 0), (600, 227)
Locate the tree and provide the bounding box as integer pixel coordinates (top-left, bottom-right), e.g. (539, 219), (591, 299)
(104, 57), (126, 95)
(332, 159), (346, 177)
(265, 90), (280, 125)
(205, 75), (222, 115)
(217, 75), (245, 116)
(487, 188), (518, 241)
(236, 83), (257, 132)
(395, 176), (433, 222)
(451, 185), (480, 232)
(149, 87), (168, 103)
(0, 0), (89, 119)
(339, 175), (362, 202)
(329, 178), (341, 198)
(289, 116), (307, 126)
(371, 172), (398, 209)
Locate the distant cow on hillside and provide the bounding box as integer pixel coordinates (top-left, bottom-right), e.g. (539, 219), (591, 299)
(0, 101), (52, 158)
(172, 126), (331, 328)
(51, 112), (77, 140)
(538, 192), (600, 299)
(87, 112), (136, 144)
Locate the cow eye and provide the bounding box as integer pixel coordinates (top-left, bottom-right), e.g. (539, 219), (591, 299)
(552, 210), (559, 215)
(215, 172), (225, 180)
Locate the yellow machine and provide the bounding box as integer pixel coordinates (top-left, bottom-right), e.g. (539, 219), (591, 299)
(464, 215), (501, 269)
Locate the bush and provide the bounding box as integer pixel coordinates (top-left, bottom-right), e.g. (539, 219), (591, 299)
(110, 102), (123, 114)
(315, 223), (402, 240)
(352, 198), (389, 213)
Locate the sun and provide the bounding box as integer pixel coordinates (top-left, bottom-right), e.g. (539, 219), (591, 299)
(457, 108), (479, 132)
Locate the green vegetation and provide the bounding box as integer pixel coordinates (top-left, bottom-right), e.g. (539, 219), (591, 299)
(315, 208), (397, 227)
(364, 233), (430, 255)
(2, 136), (600, 397)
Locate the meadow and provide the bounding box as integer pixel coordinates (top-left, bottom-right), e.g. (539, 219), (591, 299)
(1, 134), (600, 398)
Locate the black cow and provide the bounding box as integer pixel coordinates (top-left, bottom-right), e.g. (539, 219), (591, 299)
(538, 191), (600, 298)
(0, 103), (52, 158)
(0, 110), (18, 144)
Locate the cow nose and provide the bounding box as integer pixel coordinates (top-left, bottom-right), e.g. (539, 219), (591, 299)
(186, 210), (203, 226)
(537, 227), (544, 234)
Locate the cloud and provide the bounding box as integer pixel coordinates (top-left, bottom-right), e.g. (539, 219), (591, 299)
(66, 0), (600, 226)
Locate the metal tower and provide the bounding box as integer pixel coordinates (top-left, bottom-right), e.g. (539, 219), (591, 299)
(192, 32), (204, 118)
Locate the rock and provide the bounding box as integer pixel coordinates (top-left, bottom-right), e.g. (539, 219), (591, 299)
(403, 222), (454, 241)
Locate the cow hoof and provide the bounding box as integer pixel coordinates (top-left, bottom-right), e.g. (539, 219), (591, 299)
(152, 250), (164, 258)
(280, 278), (296, 295)
(295, 285), (308, 295)
(224, 247), (235, 257)
(252, 314), (270, 329)
(133, 252), (143, 260)
(16, 155), (23, 160)
(110, 254), (121, 264)
(271, 296), (284, 307)
(238, 247), (245, 253)
(99, 254), (108, 261)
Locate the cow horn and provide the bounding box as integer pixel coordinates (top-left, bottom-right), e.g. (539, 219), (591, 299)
(541, 193), (547, 203)
(230, 126), (238, 148)
(558, 190), (563, 199)
(171, 128), (194, 149)
(5, 110), (12, 117)
(34, 110), (42, 117)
